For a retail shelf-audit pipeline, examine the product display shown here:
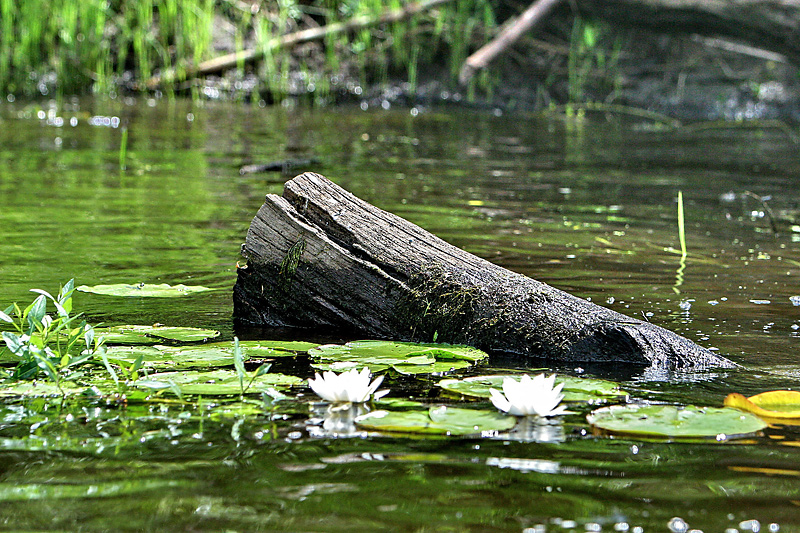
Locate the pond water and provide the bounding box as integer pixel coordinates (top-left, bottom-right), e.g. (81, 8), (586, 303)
(2, 98), (800, 531)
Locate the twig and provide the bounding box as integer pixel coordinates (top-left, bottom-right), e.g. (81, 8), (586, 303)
(147, 0), (454, 89)
(743, 190), (779, 234)
(458, 0), (564, 85)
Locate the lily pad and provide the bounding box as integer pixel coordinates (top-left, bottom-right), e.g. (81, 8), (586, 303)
(93, 325), (220, 344)
(724, 391), (800, 420)
(438, 374), (627, 402)
(355, 405), (516, 436)
(587, 404), (768, 439)
(0, 380), (86, 398)
(104, 340), (310, 370)
(136, 369), (302, 396)
(246, 340), (320, 353)
(309, 340), (488, 375)
(77, 283), (215, 297)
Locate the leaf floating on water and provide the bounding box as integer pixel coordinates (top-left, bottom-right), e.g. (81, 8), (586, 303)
(77, 283), (215, 297)
(587, 404), (767, 439)
(355, 405), (515, 436)
(0, 380), (85, 398)
(136, 369), (302, 396)
(724, 390), (800, 420)
(92, 325), (220, 344)
(309, 340), (488, 374)
(238, 340), (320, 354)
(438, 374), (627, 402)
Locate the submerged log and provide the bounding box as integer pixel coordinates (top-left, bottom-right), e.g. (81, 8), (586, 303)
(233, 172), (735, 369)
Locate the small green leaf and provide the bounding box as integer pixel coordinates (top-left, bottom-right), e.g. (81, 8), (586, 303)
(25, 295), (47, 331)
(233, 337), (246, 394)
(2, 331), (26, 355)
(77, 283), (215, 297)
(0, 310), (14, 323)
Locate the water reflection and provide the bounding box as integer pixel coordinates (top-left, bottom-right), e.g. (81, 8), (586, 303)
(504, 416), (566, 444)
(307, 403), (371, 438)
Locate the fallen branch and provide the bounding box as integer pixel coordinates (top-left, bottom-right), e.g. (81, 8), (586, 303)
(233, 172), (735, 370)
(147, 0), (454, 89)
(458, 0), (564, 85)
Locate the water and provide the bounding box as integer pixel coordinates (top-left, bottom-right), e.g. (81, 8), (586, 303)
(2, 98), (800, 531)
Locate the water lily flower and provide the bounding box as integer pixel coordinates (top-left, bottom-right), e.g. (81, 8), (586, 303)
(308, 367), (389, 403)
(489, 373), (571, 417)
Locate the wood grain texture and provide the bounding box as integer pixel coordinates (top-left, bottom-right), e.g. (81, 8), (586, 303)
(234, 172), (735, 369)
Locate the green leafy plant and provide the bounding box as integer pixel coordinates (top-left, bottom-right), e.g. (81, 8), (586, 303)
(233, 337), (274, 397)
(0, 280), (105, 391)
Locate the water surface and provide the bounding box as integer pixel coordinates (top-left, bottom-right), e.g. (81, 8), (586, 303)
(1, 99), (800, 531)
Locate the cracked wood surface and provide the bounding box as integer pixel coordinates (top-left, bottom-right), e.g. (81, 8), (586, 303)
(233, 172), (735, 369)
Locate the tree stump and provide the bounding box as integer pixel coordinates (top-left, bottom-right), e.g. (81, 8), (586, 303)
(233, 172), (735, 369)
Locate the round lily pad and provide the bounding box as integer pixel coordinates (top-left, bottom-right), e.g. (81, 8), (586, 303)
(92, 325), (220, 344)
(103, 344), (237, 370)
(309, 340), (488, 374)
(724, 391), (800, 420)
(354, 405), (516, 435)
(587, 404), (768, 439)
(438, 374), (626, 402)
(136, 369), (302, 396)
(77, 283), (215, 297)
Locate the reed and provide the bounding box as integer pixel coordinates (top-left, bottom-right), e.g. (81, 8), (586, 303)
(0, 0), (497, 100)
(0, 0), (213, 96)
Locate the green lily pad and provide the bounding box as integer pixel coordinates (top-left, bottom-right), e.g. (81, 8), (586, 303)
(103, 344), (232, 370)
(77, 283), (215, 297)
(392, 360), (474, 375)
(309, 340), (488, 375)
(136, 369), (302, 396)
(355, 405), (516, 436)
(438, 374), (626, 402)
(0, 380), (85, 398)
(104, 340), (305, 370)
(245, 340), (320, 353)
(93, 325), (220, 344)
(587, 404), (768, 439)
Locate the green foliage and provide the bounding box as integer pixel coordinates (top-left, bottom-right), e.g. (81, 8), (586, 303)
(0, 0), (214, 96)
(0, 0), (499, 99)
(0, 280), (104, 391)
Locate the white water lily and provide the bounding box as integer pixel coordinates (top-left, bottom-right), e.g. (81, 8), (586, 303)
(308, 367), (389, 403)
(489, 373), (571, 417)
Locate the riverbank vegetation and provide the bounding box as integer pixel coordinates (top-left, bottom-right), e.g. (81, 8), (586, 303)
(2, 1), (800, 121)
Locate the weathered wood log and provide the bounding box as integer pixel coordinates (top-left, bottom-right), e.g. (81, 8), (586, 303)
(233, 172), (735, 369)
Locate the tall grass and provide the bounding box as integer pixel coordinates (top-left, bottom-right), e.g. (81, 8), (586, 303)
(0, 0), (214, 96)
(0, 0), (497, 99)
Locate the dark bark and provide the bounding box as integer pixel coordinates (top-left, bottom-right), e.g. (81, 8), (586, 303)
(233, 172), (735, 370)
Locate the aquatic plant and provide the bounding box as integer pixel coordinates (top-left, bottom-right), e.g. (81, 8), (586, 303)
(489, 373), (571, 417)
(0, 280), (104, 390)
(308, 367), (389, 403)
(233, 336), (274, 397)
